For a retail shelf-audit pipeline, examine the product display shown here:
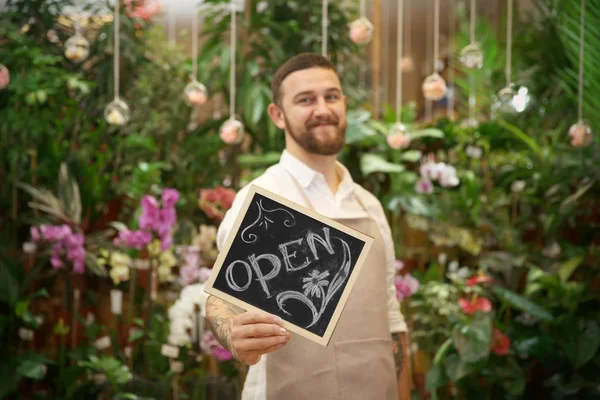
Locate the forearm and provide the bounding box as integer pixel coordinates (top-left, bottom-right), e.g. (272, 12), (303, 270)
(206, 295), (244, 354)
(392, 332), (411, 399)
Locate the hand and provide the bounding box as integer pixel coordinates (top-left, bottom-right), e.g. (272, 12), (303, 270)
(230, 310), (291, 365)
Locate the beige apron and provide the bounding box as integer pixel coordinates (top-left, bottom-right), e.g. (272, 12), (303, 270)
(266, 175), (398, 400)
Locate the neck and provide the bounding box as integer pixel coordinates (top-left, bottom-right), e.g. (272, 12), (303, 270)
(285, 138), (341, 194)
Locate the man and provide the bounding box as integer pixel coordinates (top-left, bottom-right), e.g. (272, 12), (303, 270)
(206, 53), (410, 400)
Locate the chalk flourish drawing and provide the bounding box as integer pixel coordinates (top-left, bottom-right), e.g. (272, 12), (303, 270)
(276, 237), (351, 329)
(241, 199), (296, 244)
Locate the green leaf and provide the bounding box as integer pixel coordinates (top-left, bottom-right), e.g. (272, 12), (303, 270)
(409, 128), (444, 140)
(559, 180), (595, 213)
(564, 320), (600, 369)
(58, 162), (82, 225)
(17, 360), (47, 380)
(492, 286), (553, 321)
(400, 150), (422, 163)
(128, 330), (145, 343)
(452, 314), (492, 363)
(425, 362), (448, 391)
(236, 152), (281, 168)
(124, 135), (157, 152)
(444, 353), (477, 381)
(498, 120), (543, 159)
(433, 338), (453, 364)
(0, 261), (20, 306)
(557, 255), (585, 282)
(360, 154), (405, 175)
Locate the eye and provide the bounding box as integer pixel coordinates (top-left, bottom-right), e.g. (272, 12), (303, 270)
(326, 94), (340, 101)
(298, 97), (312, 104)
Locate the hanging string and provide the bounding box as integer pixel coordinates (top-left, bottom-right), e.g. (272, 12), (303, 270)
(396, 0), (404, 123)
(505, 0), (513, 87)
(577, 0), (585, 122)
(469, 73), (476, 119)
(168, 3), (176, 49)
(113, 0), (120, 99)
(425, 0), (433, 121)
(470, 0), (476, 44)
(230, 2), (237, 118)
(322, 0), (328, 56)
(405, 0), (411, 59)
(191, 5), (198, 80)
(433, 0), (440, 72)
(447, 0), (455, 117)
(360, 0), (366, 18)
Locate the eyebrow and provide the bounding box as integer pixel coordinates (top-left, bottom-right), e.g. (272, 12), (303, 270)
(292, 88), (342, 100)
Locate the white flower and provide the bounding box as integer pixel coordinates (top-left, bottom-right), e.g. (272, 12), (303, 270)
(541, 241), (561, 258)
(438, 253), (447, 265)
(420, 161), (444, 181)
(22, 241), (37, 254)
(439, 165), (460, 187)
(256, 1), (268, 13)
(465, 145), (483, 159)
(511, 180), (526, 193)
(181, 283), (209, 316)
(456, 267), (470, 279)
(448, 261), (459, 272)
(168, 332), (191, 347)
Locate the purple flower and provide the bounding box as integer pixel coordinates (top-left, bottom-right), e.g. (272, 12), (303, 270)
(140, 195), (160, 231)
(40, 224), (72, 242)
(198, 267), (212, 283)
(162, 188), (180, 209)
(394, 260), (405, 272)
(160, 235), (173, 251)
(115, 229), (153, 250)
(50, 254), (63, 269)
(179, 266), (200, 287)
(394, 274), (420, 301)
(30, 227), (41, 242)
(158, 207), (176, 237)
(200, 331), (232, 361)
(415, 178), (434, 195)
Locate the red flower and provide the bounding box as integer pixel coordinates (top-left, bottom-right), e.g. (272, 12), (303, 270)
(491, 328), (511, 356)
(458, 297), (492, 315)
(199, 186), (237, 223)
(467, 275), (494, 287)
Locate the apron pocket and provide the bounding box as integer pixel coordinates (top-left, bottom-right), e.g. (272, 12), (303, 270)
(333, 338), (398, 400)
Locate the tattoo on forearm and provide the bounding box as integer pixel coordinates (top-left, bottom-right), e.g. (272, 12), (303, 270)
(391, 332), (404, 380)
(206, 296), (242, 354)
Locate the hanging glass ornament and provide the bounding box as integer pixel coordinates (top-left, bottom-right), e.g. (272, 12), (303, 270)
(460, 42), (483, 69)
(219, 118), (245, 145)
(422, 73), (447, 101)
(386, 123), (411, 150)
(495, 86), (517, 114)
(568, 121), (593, 148)
(104, 97), (130, 126)
(349, 17), (374, 45)
(400, 56), (414, 73)
(0, 64), (10, 89)
(64, 33), (90, 63)
(183, 80), (208, 107)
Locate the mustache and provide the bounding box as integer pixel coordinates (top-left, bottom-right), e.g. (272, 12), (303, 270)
(306, 117), (340, 129)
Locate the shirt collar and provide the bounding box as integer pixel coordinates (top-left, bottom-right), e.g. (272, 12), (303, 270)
(280, 150), (355, 199)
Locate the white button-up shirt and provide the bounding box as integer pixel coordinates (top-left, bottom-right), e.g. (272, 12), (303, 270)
(216, 150), (407, 400)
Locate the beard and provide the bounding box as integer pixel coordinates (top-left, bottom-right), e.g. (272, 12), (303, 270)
(284, 113), (346, 155)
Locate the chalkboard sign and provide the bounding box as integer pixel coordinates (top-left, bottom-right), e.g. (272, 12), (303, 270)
(204, 185), (373, 346)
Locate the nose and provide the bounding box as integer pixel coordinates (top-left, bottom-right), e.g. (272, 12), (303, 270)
(313, 97), (331, 118)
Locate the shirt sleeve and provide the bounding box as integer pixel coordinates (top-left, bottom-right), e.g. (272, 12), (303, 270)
(370, 198), (408, 333)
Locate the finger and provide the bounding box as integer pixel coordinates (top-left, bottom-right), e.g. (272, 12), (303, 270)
(261, 340), (289, 355)
(235, 323), (287, 339)
(235, 333), (290, 351)
(236, 311), (282, 326)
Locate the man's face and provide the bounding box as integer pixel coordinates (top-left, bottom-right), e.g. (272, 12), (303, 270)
(271, 67), (347, 155)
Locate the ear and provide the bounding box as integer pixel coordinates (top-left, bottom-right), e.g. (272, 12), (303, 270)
(267, 103), (286, 130)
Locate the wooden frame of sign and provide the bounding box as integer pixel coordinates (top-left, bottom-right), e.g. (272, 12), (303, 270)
(204, 185), (374, 346)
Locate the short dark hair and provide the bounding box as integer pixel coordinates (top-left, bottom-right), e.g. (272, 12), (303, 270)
(271, 53), (338, 106)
